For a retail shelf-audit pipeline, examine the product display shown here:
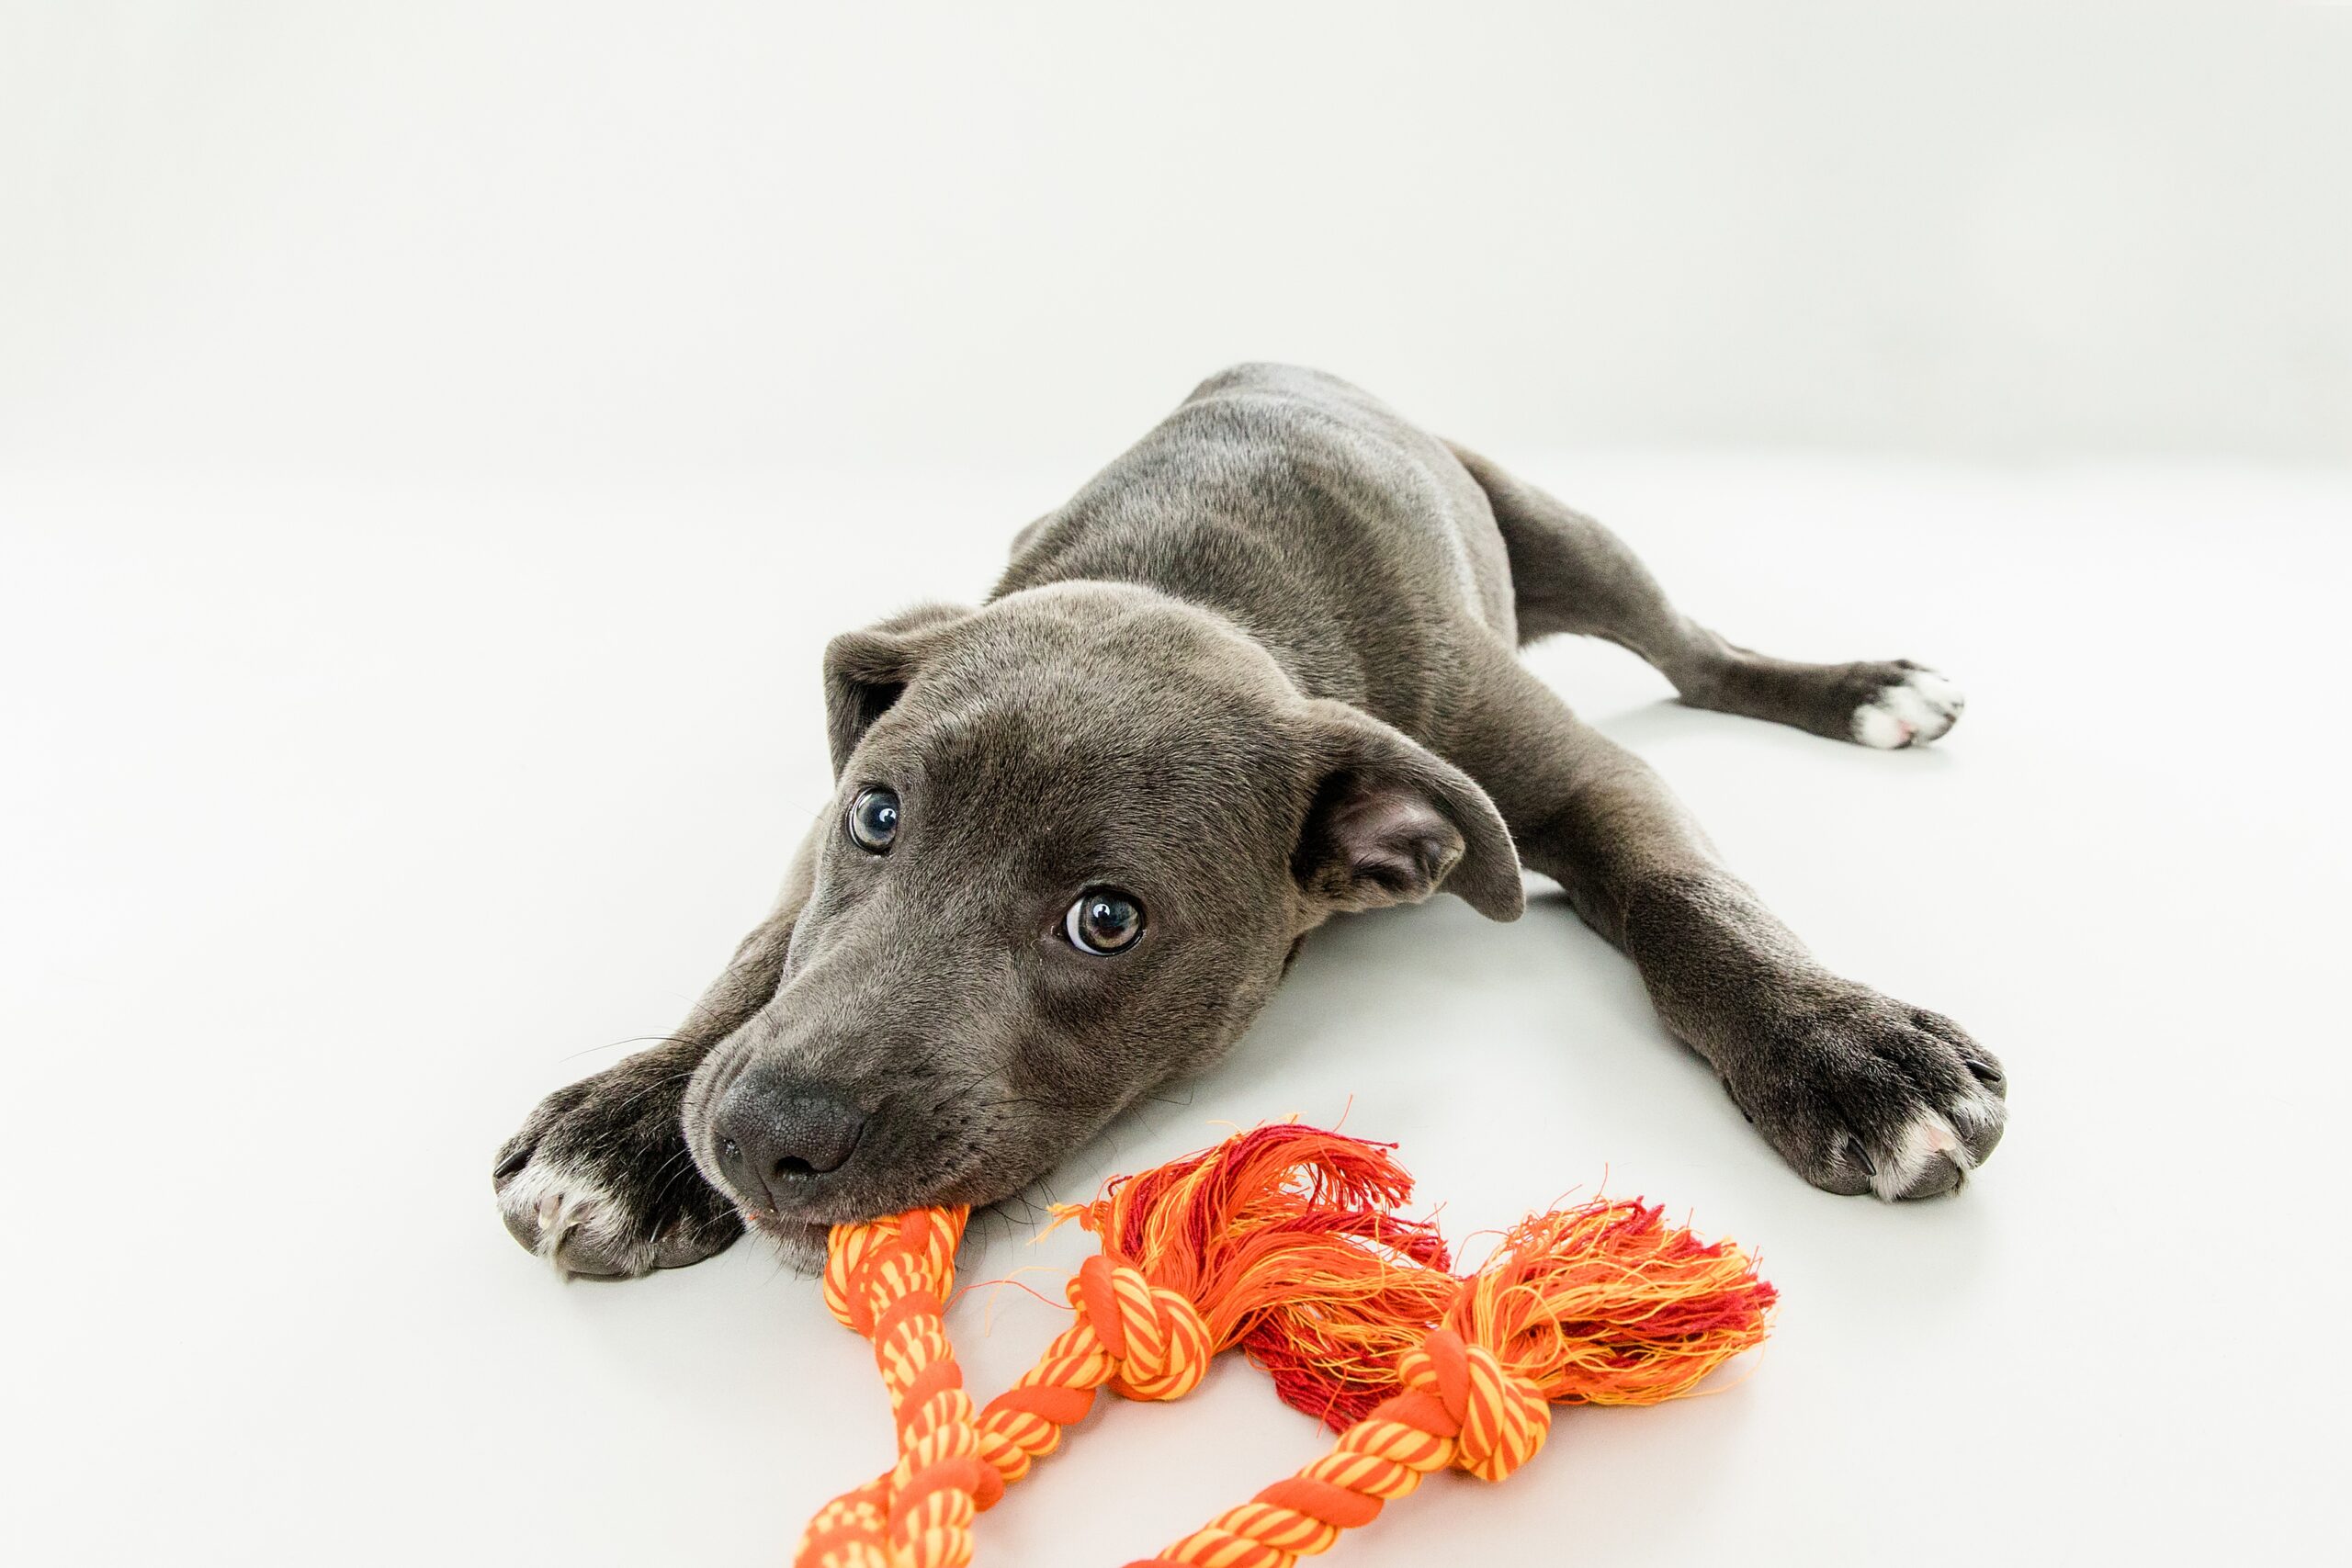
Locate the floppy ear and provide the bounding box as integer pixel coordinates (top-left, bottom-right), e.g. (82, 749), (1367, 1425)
(1290, 700), (1525, 921)
(820, 603), (971, 776)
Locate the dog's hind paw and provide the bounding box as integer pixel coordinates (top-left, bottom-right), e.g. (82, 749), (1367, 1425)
(1849, 664), (1964, 749)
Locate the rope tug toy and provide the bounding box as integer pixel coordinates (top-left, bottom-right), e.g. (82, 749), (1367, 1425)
(796, 1125), (1776, 1568)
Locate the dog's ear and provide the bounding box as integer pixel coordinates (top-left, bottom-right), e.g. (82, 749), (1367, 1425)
(821, 604), (972, 776)
(1290, 700), (1524, 921)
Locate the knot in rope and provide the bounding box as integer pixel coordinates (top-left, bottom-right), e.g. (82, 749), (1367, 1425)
(1396, 1327), (1552, 1483)
(1069, 1253), (1212, 1402)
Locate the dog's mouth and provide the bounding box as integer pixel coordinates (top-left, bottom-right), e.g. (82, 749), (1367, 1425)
(729, 1139), (1019, 1258)
(741, 1207), (831, 1254)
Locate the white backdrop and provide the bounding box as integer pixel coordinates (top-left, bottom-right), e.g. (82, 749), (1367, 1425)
(6, 7), (2350, 1568)
(4, 1), (2348, 475)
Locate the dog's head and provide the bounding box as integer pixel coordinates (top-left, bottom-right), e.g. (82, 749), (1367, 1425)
(683, 583), (1521, 1259)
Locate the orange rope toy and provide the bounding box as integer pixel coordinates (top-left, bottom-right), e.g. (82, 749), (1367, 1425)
(796, 1126), (1775, 1568)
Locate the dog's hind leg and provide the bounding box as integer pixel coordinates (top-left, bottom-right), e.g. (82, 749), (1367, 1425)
(1441, 637), (2005, 1199)
(1449, 444), (1963, 749)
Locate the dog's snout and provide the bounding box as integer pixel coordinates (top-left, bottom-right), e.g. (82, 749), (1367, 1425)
(711, 1071), (867, 1207)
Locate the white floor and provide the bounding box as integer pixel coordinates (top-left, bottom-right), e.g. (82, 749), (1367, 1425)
(6, 455), (2346, 1565)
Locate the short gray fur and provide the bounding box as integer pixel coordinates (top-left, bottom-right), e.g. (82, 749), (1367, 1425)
(494, 365), (2002, 1278)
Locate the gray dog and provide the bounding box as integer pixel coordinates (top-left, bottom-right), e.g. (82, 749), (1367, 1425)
(494, 365), (2004, 1278)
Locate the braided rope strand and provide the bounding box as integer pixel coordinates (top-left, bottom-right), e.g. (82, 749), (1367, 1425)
(1127, 1329), (1545, 1568)
(796, 1208), (988, 1568)
(798, 1223), (1217, 1567)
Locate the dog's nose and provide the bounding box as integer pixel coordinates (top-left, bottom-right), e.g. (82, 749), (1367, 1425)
(710, 1071), (867, 1208)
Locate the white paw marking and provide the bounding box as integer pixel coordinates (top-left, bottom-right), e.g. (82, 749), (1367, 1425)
(498, 1156), (636, 1277)
(1869, 1109), (1973, 1201)
(1942, 1089), (2001, 1134)
(1851, 667), (1965, 749)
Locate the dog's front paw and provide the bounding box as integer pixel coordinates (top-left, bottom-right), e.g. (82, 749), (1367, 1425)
(492, 1057), (741, 1279)
(1848, 662), (1964, 750)
(1724, 987), (2006, 1200)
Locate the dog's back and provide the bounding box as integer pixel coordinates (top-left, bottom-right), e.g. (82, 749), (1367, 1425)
(994, 363), (1517, 740)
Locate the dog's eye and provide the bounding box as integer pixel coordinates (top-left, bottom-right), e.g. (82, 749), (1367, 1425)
(847, 787), (900, 852)
(1064, 888), (1145, 955)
